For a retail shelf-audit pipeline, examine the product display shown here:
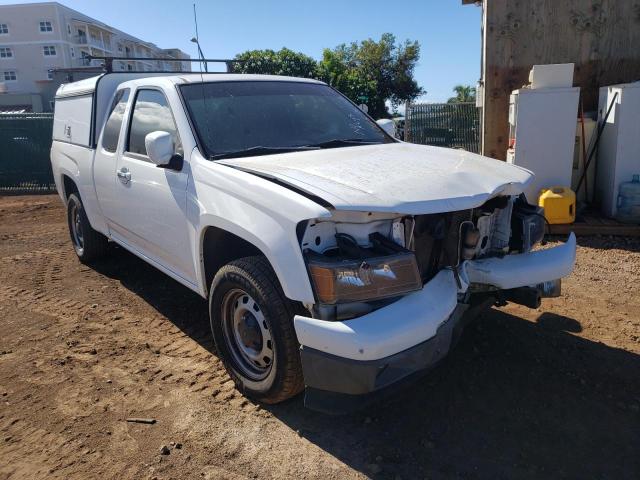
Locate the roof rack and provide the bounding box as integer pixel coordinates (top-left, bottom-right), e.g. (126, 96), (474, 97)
(87, 55), (244, 73)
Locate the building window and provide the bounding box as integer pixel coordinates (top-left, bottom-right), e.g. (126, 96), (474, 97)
(0, 47), (12, 58)
(70, 47), (75, 58)
(0, 24), (8, 35)
(39, 21), (53, 32)
(47, 70), (53, 80)
(43, 45), (57, 56)
(127, 64), (133, 71)
(3, 70), (16, 81)
(67, 24), (71, 35)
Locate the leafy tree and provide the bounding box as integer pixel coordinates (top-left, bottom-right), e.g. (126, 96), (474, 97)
(315, 48), (378, 112)
(229, 48), (318, 78)
(318, 33), (423, 118)
(447, 84), (476, 103)
(230, 34), (424, 118)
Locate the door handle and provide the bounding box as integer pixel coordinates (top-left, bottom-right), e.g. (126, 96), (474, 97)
(116, 167), (131, 184)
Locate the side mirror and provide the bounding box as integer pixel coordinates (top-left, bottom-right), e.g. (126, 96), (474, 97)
(376, 118), (396, 138)
(145, 131), (174, 166)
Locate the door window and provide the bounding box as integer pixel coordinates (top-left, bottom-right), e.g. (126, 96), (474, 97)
(102, 89), (130, 152)
(126, 89), (182, 158)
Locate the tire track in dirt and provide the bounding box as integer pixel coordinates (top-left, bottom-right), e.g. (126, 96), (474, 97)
(0, 417), (89, 479)
(0, 227), (65, 243)
(0, 283), (256, 412)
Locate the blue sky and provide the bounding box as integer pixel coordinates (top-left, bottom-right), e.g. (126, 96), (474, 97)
(8, 0), (481, 102)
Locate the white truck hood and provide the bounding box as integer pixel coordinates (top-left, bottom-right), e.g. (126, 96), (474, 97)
(219, 143), (533, 214)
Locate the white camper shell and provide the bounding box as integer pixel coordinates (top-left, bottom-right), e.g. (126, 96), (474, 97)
(53, 73), (185, 148)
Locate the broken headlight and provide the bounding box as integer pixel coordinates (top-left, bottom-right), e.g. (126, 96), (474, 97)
(306, 233), (422, 304)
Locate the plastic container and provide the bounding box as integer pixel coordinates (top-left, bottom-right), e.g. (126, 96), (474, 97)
(538, 186), (576, 224)
(616, 174), (640, 224)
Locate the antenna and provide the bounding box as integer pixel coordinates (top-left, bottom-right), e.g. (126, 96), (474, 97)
(192, 3), (207, 73)
(192, 2), (211, 153)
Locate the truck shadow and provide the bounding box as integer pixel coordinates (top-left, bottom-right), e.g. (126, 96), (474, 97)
(92, 246), (640, 480)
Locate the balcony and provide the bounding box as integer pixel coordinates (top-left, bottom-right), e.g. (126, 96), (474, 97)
(71, 57), (104, 68)
(72, 34), (112, 53)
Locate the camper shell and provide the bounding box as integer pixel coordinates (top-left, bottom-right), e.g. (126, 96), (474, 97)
(53, 73), (185, 148)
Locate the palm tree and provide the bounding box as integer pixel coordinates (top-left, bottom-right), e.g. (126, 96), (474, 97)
(447, 85), (476, 103)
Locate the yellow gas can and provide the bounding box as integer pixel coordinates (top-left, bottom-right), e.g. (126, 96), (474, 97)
(538, 187), (576, 224)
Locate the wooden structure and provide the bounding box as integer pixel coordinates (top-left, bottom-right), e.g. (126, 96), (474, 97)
(548, 214), (640, 237)
(465, 0), (640, 160)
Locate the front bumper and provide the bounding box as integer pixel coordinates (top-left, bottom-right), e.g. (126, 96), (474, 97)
(301, 300), (494, 414)
(294, 233), (576, 412)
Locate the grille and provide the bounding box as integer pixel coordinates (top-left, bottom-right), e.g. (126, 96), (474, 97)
(409, 209), (473, 284)
(409, 197), (514, 283)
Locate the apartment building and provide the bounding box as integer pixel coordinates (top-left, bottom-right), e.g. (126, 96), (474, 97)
(0, 2), (191, 112)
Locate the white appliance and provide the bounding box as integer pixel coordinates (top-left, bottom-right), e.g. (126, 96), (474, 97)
(507, 86), (580, 203)
(529, 63), (575, 89)
(595, 82), (640, 217)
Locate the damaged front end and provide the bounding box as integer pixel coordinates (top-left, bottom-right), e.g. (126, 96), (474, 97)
(299, 194), (551, 319)
(293, 194), (576, 413)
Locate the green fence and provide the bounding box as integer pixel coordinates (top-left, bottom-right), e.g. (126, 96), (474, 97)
(0, 113), (55, 193)
(405, 102), (480, 153)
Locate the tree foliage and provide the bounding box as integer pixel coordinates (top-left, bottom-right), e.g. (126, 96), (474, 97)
(229, 48), (318, 78)
(447, 84), (476, 103)
(315, 48), (378, 113)
(318, 34), (423, 118)
(230, 34), (424, 118)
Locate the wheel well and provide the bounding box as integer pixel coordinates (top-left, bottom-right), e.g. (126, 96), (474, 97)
(62, 175), (78, 200)
(202, 227), (263, 290)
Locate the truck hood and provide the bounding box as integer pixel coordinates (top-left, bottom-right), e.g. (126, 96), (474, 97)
(219, 143), (533, 214)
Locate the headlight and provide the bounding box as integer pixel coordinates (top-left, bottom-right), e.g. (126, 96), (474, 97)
(307, 251), (422, 304)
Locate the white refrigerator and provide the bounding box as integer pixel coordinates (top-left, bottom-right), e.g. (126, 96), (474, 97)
(506, 87), (580, 203)
(595, 82), (640, 217)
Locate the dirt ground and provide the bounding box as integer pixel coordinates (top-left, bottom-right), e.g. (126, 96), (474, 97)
(0, 194), (638, 480)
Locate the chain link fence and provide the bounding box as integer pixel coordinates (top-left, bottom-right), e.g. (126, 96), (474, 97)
(0, 113), (55, 193)
(405, 102), (480, 153)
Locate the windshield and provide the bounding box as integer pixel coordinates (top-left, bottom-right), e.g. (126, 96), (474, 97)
(179, 81), (394, 159)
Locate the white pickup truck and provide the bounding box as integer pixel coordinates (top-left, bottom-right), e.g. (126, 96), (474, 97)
(51, 73), (576, 413)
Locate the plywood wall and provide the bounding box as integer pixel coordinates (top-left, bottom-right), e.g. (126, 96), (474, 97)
(480, 0), (640, 159)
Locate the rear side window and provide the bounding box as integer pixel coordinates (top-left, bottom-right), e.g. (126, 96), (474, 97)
(52, 94), (93, 146)
(127, 89), (181, 157)
(102, 89), (130, 153)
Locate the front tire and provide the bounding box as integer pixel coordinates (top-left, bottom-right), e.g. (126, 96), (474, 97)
(209, 256), (304, 404)
(66, 193), (108, 263)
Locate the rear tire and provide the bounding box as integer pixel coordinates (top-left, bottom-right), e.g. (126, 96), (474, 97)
(209, 256), (304, 404)
(67, 193), (108, 263)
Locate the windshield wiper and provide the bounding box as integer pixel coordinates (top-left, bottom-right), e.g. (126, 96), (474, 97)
(210, 139), (381, 160)
(210, 145), (319, 160)
(303, 138), (383, 149)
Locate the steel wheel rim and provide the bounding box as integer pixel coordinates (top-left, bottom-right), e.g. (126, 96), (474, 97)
(70, 202), (84, 255)
(221, 289), (274, 381)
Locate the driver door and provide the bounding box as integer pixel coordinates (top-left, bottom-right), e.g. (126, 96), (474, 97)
(107, 88), (196, 285)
